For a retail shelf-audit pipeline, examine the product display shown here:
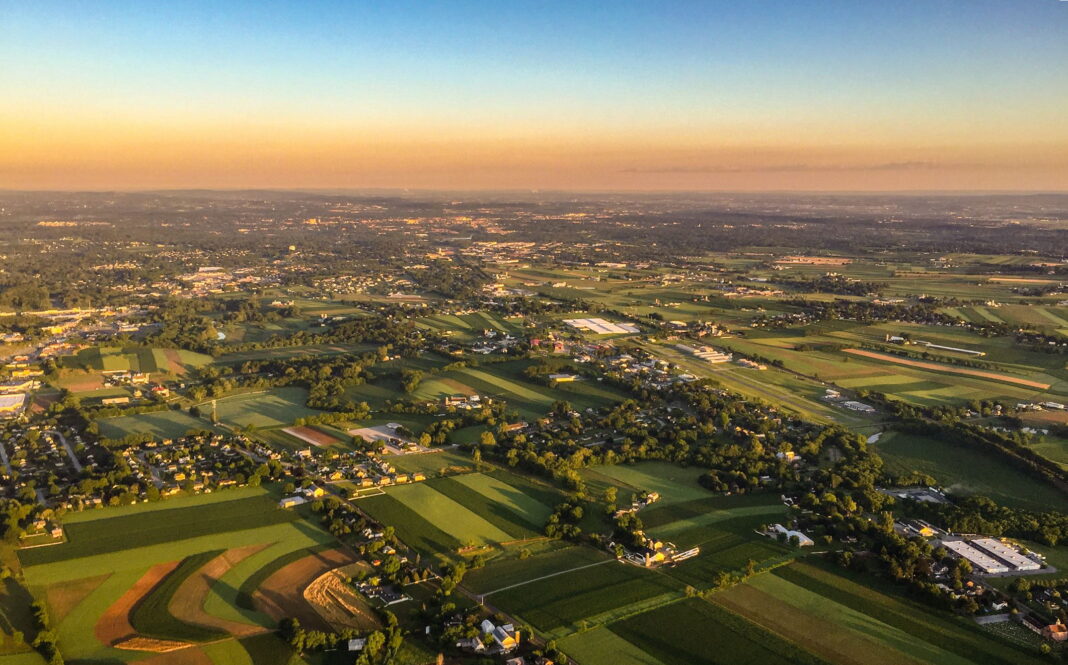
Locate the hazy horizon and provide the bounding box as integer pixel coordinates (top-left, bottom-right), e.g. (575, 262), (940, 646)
(3, 1), (1067, 191)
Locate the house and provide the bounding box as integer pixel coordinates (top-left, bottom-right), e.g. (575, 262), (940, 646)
(1043, 622), (1068, 642)
(479, 619), (519, 653)
(456, 637), (485, 653)
(347, 638), (367, 652)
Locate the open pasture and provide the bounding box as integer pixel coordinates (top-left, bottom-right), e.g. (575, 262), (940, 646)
(98, 409), (211, 440)
(358, 470), (559, 556)
(412, 359), (626, 420)
(579, 462), (712, 506)
(204, 387), (322, 429)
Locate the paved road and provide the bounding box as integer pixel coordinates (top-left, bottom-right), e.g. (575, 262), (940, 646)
(51, 430), (83, 472)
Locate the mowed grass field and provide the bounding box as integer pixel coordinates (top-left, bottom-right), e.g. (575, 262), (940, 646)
(580, 463), (792, 586)
(414, 311), (526, 341)
(410, 359), (628, 420)
(62, 346), (212, 374)
(579, 597), (829, 665)
(718, 320), (1068, 407)
(358, 469), (563, 558)
(205, 387), (323, 429)
(97, 409), (212, 440)
(875, 431), (1068, 512)
(712, 560), (1046, 665)
(19, 487), (337, 663)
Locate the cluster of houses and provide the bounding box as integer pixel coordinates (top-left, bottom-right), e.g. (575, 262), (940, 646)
(456, 619), (521, 655)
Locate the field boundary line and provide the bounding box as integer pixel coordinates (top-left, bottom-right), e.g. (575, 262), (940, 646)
(842, 348), (1050, 389)
(479, 558), (616, 598)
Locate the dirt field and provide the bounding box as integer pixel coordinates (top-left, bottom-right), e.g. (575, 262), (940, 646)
(96, 562), (181, 647)
(253, 547), (359, 633)
(282, 426), (342, 447)
(843, 349), (1052, 389)
(114, 636), (189, 653)
(348, 424), (406, 443)
(303, 564), (382, 632)
(46, 573), (111, 623)
(168, 543), (271, 637)
(163, 350), (188, 376)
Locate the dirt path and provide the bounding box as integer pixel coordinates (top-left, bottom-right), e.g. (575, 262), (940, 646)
(843, 348), (1051, 389)
(95, 562), (181, 647)
(169, 543), (272, 638)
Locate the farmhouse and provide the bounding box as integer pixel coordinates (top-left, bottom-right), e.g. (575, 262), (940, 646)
(480, 619), (519, 653)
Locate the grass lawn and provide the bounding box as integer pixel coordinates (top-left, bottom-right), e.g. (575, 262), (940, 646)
(875, 431), (1068, 512)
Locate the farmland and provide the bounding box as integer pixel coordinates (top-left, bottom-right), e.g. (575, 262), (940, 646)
(874, 431), (1068, 512)
(408, 359), (628, 420)
(61, 346), (213, 375)
(16, 487), (338, 663)
(710, 561), (1047, 665)
(357, 469), (563, 558)
(203, 387), (323, 429)
(97, 409), (212, 440)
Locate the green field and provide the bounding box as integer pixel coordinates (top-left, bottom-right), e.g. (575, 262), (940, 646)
(713, 560), (1046, 665)
(410, 359), (627, 420)
(358, 469), (560, 557)
(876, 431), (1068, 512)
(387, 449), (475, 476)
(62, 346), (212, 374)
(580, 462), (714, 505)
(464, 545), (608, 594)
(20, 494), (297, 567)
(128, 550), (228, 642)
(19, 487), (336, 662)
(603, 597), (828, 665)
(97, 409), (212, 439)
(205, 387), (323, 429)
(489, 559), (684, 635)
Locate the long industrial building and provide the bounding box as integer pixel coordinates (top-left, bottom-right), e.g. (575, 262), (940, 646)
(971, 538), (1041, 571)
(942, 540), (1009, 574)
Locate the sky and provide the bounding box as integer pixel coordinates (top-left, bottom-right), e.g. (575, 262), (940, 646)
(1, 0), (1067, 191)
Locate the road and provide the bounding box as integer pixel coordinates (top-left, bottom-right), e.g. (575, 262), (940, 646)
(50, 430), (83, 472)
